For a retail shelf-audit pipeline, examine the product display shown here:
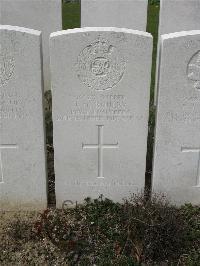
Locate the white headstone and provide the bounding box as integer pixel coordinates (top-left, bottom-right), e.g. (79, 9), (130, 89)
(153, 30), (200, 205)
(50, 27), (152, 207)
(0, 0), (62, 92)
(155, 0), (200, 104)
(81, 0), (148, 31)
(0, 25), (47, 210)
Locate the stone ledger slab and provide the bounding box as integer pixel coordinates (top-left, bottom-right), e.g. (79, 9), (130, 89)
(0, 25), (47, 210)
(155, 0), (200, 104)
(50, 27), (152, 207)
(0, 0), (62, 92)
(81, 0), (148, 31)
(153, 30), (200, 205)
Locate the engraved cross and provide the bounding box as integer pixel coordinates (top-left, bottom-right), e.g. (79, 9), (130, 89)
(82, 125), (119, 178)
(0, 144), (18, 183)
(181, 147), (200, 187)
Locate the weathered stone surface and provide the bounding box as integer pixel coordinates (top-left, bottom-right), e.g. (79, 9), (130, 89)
(155, 0), (200, 104)
(153, 31), (200, 205)
(0, 0), (62, 92)
(50, 28), (152, 207)
(0, 25), (47, 210)
(81, 0), (148, 31)
(159, 0), (200, 36)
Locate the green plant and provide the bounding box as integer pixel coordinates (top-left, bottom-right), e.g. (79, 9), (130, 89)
(1, 195), (199, 265)
(32, 194), (199, 265)
(44, 90), (53, 146)
(122, 194), (188, 263)
(149, 0), (160, 5)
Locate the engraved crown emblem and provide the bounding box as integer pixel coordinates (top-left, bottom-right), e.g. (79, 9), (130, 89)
(91, 40), (112, 54)
(76, 38), (126, 91)
(187, 50), (200, 90)
(0, 45), (15, 87)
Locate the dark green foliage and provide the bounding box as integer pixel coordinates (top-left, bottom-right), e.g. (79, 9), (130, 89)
(6, 215), (34, 242)
(145, 1), (160, 191)
(44, 90), (53, 145)
(149, 0), (160, 5)
(44, 90), (55, 205)
(145, 104), (155, 192)
(123, 194), (188, 263)
(62, 2), (80, 29)
(1, 195), (199, 264)
(32, 195), (199, 265)
(180, 204), (200, 264)
(33, 197), (128, 264)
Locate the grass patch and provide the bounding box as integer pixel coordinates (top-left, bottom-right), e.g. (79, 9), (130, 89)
(147, 1), (160, 102)
(1, 194), (199, 265)
(62, 2), (80, 29)
(145, 1), (160, 190)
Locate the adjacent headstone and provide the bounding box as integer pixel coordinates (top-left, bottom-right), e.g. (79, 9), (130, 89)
(81, 0), (148, 31)
(50, 28), (152, 207)
(0, 0), (62, 92)
(153, 31), (200, 205)
(0, 25), (47, 210)
(155, 0), (200, 104)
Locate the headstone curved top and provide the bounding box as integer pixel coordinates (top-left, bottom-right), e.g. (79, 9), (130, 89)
(153, 30), (200, 205)
(0, 25), (47, 210)
(155, 0), (200, 104)
(50, 27), (152, 207)
(81, 0), (148, 31)
(0, 0), (62, 92)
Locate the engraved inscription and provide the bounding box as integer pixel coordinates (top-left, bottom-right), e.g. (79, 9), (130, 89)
(0, 90), (26, 119)
(181, 147), (200, 187)
(82, 125), (119, 178)
(187, 50), (200, 90)
(65, 180), (137, 187)
(163, 96), (200, 124)
(0, 144), (18, 183)
(0, 46), (15, 87)
(163, 111), (200, 123)
(76, 38), (126, 90)
(56, 94), (135, 121)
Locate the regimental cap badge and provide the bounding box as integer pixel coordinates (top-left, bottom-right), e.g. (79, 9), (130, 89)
(187, 50), (200, 90)
(0, 44), (15, 88)
(76, 37), (126, 91)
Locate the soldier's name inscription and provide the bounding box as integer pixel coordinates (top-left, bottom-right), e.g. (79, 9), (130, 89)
(0, 89), (26, 119)
(56, 93), (137, 121)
